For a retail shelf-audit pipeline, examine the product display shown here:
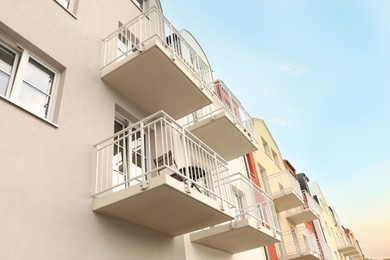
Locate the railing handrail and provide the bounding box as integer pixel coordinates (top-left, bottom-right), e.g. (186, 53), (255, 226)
(93, 110), (235, 212)
(212, 80), (257, 143)
(95, 111), (227, 164)
(229, 172), (280, 234)
(266, 170), (303, 199)
(101, 6), (213, 91)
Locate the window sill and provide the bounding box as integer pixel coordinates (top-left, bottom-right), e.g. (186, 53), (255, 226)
(0, 95), (59, 128)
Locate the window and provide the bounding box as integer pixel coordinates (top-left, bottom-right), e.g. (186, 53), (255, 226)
(261, 138), (271, 157)
(0, 43), (17, 96)
(55, 0), (77, 14)
(132, 0), (146, 10)
(0, 39), (58, 121)
(257, 163), (269, 193)
(233, 190), (245, 219)
(272, 150), (280, 167)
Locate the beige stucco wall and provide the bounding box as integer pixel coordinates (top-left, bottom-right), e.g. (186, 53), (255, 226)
(0, 0), (187, 259)
(311, 183), (348, 260)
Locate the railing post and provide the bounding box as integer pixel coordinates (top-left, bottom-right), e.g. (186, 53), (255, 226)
(181, 128), (191, 193)
(292, 229), (300, 254)
(140, 121), (149, 190)
(95, 146), (100, 195)
(169, 23), (176, 61)
(213, 152), (225, 211)
(267, 201), (277, 236)
(139, 13), (144, 52)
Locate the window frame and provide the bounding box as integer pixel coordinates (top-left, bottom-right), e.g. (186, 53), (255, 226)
(131, 0), (148, 11)
(271, 149), (281, 168)
(54, 0), (78, 16)
(0, 42), (19, 97)
(0, 37), (59, 122)
(261, 137), (271, 157)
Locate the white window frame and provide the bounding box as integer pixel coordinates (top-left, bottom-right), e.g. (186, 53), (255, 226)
(0, 36), (59, 121)
(0, 42), (19, 97)
(131, 0), (148, 11)
(55, 0), (77, 15)
(261, 137), (271, 157)
(272, 150), (280, 167)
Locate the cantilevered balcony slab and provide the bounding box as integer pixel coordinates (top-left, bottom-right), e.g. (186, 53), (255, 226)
(279, 252), (321, 260)
(286, 208), (318, 225)
(93, 174), (235, 236)
(286, 193), (319, 225)
(272, 191), (304, 212)
(101, 38), (212, 119)
(185, 110), (257, 161)
(338, 245), (359, 256)
(267, 171), (304, 212)
(190, 218), (280, 254)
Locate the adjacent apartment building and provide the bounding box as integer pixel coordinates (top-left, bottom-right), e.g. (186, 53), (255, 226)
(0, 1), (365, 259)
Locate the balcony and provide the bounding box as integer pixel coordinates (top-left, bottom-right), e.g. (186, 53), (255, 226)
(180, 80), (258, 161)
(190, 173), (281, 254)
(100, 7), (214, 119)
(277, 227), (322, 260)
(337, 239), (360, 256)
(92, 111), (236, 236)
(317, 239), (333, 260)
(266, 171), (304, 212)
(286, 191), (320, 225)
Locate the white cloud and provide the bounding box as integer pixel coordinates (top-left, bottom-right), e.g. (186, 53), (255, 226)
(273, 117), (292, 127)
(279, 64), (307, 76)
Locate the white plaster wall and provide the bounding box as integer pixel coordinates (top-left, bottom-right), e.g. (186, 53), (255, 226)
(0, 0), (185, 259)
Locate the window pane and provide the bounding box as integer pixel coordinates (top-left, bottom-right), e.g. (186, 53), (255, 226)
(24, 59), (54, 94)
(56, 0), (71, 9)
(16, 82), (50, 118)
(132, 0), (143, 9)
(0, 44), (15, 95)
(0, 70), (10, 96)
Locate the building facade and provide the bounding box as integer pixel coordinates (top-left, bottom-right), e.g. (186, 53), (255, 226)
(0, 1), (364, 259)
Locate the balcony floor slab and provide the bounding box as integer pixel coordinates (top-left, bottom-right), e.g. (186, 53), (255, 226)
(273, 191), (304, 212)
(101, 37), (212, 119)
(190, 218), (280, 254)
(286, 209), (318, 225)
(93, 174), (235, 236)
(186, 111), (257, 161)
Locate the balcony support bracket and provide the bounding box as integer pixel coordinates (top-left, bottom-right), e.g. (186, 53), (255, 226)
(140, 180), (150, 190)
(230, 220), (237, 229)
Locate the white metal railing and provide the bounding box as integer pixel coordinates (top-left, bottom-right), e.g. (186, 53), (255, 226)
(266, 170), (304, 201)
(278, 227), (321, 259)
(229, 173), (280, 236)
(317, 239), (333, 260)
(101, 6), (213, 89)
(286, 191), (320, 218)
(93, 111), (235, 210)
(179, 80), (257, 144)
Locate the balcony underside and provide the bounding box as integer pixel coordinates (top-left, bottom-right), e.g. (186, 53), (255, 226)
(101, 37), (212, 119)
(190, 218), (280, 254)
(273, 191), (304, 212)
(186, 111), (258, 161)
(280, 252), (321, 260)
(93, 174), (235, 236)
(286, 209), (318, 225)
(339, 246), (359, 256)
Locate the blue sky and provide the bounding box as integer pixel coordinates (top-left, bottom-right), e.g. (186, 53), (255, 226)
(162, 0), (390, 258)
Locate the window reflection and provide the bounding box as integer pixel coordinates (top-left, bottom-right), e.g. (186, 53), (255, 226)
(0, 44), (15, 96)
(15, 59), (54, 118)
